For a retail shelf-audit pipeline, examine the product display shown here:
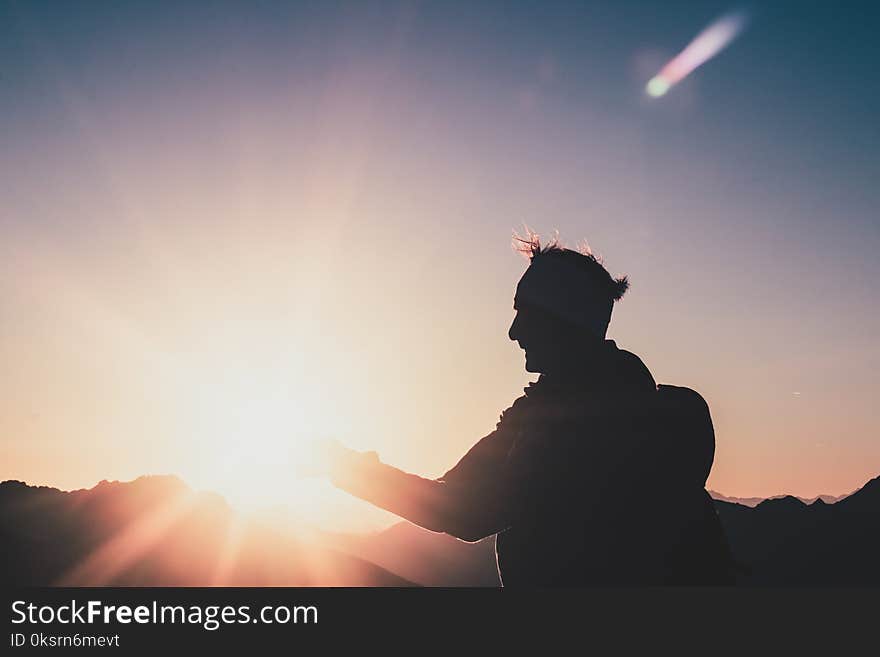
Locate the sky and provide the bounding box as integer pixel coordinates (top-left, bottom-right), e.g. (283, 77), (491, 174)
(1, 0), (878, 531)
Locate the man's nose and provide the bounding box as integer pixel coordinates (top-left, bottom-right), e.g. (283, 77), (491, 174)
(508, 313), (520, 342)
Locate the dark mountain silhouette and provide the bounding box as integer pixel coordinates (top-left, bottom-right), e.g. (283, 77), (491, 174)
(3, 474), (878, 586)
(713, 475), (880, 585)
(708, 490), (849, 507)
(0, 476), (412, 586)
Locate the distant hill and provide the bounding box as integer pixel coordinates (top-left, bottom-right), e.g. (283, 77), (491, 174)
(714, 475), (880, 585)
(708, 490), (849, 508)
(3, 474), (878, 586)
(0, 476), (412, 586)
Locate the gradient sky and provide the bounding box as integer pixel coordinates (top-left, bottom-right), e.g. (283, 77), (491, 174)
(2, 0), (878, 530)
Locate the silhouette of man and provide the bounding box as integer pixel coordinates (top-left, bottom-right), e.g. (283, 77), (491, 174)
(318, 236), (734, 586)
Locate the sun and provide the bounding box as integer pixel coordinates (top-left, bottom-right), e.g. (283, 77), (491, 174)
(179, 369), (345, 516)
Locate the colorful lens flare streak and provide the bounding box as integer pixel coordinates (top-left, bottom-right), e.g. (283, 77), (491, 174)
(646, 10), (750, 97)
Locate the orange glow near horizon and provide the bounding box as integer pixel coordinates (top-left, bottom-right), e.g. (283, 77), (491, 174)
(4, 196), (877, 532)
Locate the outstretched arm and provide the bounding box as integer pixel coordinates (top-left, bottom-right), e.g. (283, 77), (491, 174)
(330, 449), (512, 542)
(324, 405), (522, 542)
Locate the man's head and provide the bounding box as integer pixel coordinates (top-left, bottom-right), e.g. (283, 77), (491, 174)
(508, 234), (629, 374)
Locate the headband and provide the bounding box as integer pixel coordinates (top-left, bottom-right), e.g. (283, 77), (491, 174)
(515, 256), (613, 338)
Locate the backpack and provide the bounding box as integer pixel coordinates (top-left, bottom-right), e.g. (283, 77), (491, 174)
(651, 384), (737, 584)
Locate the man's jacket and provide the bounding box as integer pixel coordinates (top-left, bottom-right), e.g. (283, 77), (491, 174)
(332, 340), (734, 586)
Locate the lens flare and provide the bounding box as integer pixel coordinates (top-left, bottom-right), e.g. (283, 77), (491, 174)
(646, 10), (749, 98)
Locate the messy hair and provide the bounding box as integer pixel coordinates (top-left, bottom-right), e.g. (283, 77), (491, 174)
(513, 228), (630, 301)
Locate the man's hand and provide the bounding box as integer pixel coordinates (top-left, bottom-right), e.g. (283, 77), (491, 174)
(295, 437), (379, 479)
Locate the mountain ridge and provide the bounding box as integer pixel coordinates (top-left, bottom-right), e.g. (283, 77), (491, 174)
(3, 473), (878, 586)
(0, 475), (412, 587)
(708, 489), (851, 507)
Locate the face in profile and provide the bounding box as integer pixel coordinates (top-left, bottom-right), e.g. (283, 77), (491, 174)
(509, 299), (585, 374)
